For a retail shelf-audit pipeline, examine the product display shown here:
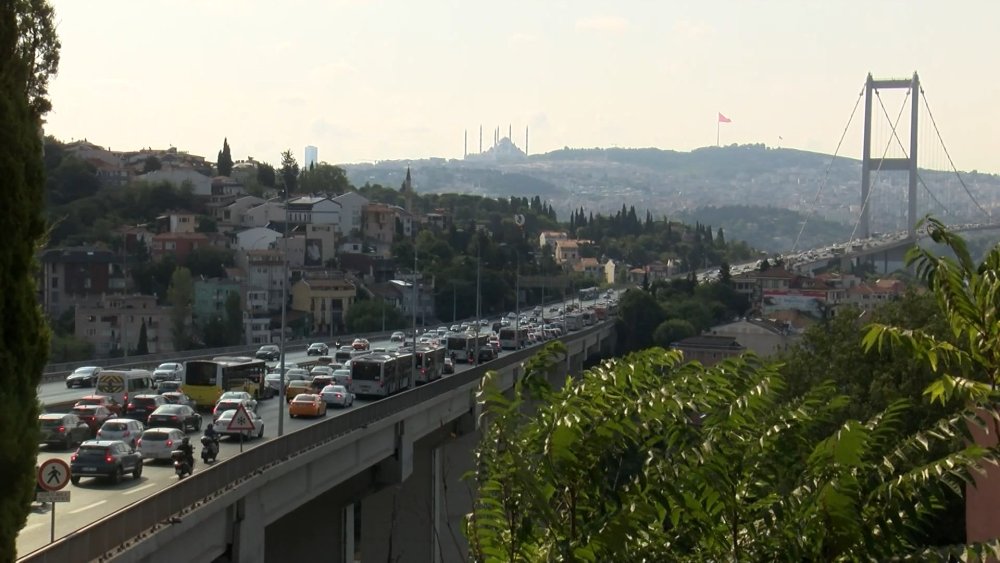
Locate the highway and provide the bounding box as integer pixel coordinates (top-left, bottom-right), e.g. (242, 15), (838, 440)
(20, 293), (618, 558)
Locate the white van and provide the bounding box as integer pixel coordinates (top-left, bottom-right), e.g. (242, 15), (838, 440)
(95, 369), (154, 408)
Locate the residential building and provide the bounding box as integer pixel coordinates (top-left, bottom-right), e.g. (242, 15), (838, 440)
(554, 239), (579, 264)
(217, 195), (265, 228)
(539, 231), (568, 250)
(340, 253), (396, 284)
(238, 249), (285, 311)
(287, 196), (341, 227)
(39, 247), (120, 318)
(304, 224), (337, 267)
(75, 294), (177, 355)
(423, 210), (452, 231)
(362, 203), (397, 245)
(671, 335), (745, 366)
(150, 232), (210, 263)
(603, 259), (618, 285)
(233, 227), (282, 252)
(192, 278), (241, 327)
(230, 159), (259, 185)
(373, 278), (434, 322)
(290, 273), (356, 336)
(242, 200), (286, 228)
(707, 318), (797, 358)
(156, 211), (199, 234)
(332, 191), (369, 236)
(134, 168), (212, 196)
(573, 257), (603, 279)
(63, 140), (128, 187)
(243, 312), (272, 345)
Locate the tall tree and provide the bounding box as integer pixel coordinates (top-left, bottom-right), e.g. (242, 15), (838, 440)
(0, 2), (58, 559)
(279, 149), (299, 195)
(256, 161), (276, 188)
(166, 267), (194, 351)
(135, 320), (149, 355)
(142, 155), (161, 173)
(223, 291), (243, 345)
(216, 137), (233, 176)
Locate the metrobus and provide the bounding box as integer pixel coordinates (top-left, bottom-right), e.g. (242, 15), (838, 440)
(579, 287), (599, 301)
(446, 333), (490, 363)
(183, 357), (268, 407)
(95, 369), (154, 408)
(414, 345), (446, 384)
(498, 326), (530, 350)
(564, 312), (584, 331)
(350, 352), (415, 397)
(334, 347), (370, 365)
(581, 310), (596, 326)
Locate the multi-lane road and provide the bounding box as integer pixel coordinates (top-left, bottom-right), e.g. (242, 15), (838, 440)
(20, 293), (618, 558)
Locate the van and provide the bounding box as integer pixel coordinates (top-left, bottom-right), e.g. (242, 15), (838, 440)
(95, 369), (154, 409)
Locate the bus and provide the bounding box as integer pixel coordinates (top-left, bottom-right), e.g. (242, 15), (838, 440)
(564, 312), (584, 331)
(183, 357), (268, 407)
(579, 287), (599, 301)
(334, 346), (370, 365)
(498, 326), (530, 350)
(350, 352), (415, 397)
(95, 369), (154, 409)
(414, 345), (446, 384)
(446, 333), (490, 363)
(581, 310), (596, 326)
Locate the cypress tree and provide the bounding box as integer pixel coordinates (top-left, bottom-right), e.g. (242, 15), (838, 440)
(136, 320), (149, 355)
(0, 3), (58, 559)
(217, 137), (233, 176)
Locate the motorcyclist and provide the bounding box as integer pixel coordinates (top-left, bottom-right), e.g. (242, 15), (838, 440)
(178, 436), (195, 468)
(204, 423), (218, 441)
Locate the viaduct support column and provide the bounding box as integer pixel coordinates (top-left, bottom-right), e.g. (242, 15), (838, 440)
(231, 490), (266, 563)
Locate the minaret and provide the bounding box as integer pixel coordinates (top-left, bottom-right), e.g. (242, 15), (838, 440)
(479, 125), (483, 154)
(404, 167), (413, 214)
(525, 126), (529, 157)
(464, 130), (467, 159)
(508, 124), (512, 142)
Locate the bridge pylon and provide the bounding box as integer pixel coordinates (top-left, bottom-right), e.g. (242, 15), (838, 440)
(860, 72), (920, 239)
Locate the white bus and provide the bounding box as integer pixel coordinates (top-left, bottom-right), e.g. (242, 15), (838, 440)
(564, 313), (584, 331)
(446, 333), (490, 363)
(95, 369), (154, 409)
(350, 352), (415, 397)
(334, 346), (371, 365)
(581, 310), (596, 326)
(414, 345), (446, 384)
(498, 326), (529, 350)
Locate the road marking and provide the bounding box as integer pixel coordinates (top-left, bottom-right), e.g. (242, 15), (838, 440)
(123, 483), (155, 495)
(21, 523), (43, 532)
(68, 500), (106, 514)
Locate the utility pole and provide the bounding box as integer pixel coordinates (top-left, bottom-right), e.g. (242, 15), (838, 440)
(278, 179), (289, 437)
(514, 253), (520, 348)
(452, 284), (456, 323)
(474, 238), (481, 365)
(411, 244), (417, 388)
(122, 230), (128, 360)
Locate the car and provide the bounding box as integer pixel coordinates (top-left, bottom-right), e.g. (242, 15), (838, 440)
(152, 362), (184, 383)
(284, 380), (313, 403)
(160, 391), (197, 409)
(39, 413), (92, 449)
(352, 338), (370, 351)
(255, 344), (281, 361)
(213, 398), (254, 420)
(125, 395), (167, 423)
(70, 405), (114, 434)
(310, 374), (334, 392)
(70, 440), (143, 484)
(212, 409), (265, 440)
(289, 393), (328, 418)
(219, 391), (257, 412)
(449, 324), (461, 332)
(285, 368), (310, 381)
(332, 368), (352, 387)
(264, 372), (287, 394)
(442, 356), (456, 374)
(75, 395), (122, 416)
(477, 347), (496, 363)
(310, 365), (334, 378)
(389, 331), (405, 343)
(66, 366), (101, 388)
(136, 427), (186, 461)
(156, 380), (183, 394)
(306, 342), (329, 356)
(96, 418), (145, 450)
(147, 404), (202, 432)
(319, 384), (354, 408)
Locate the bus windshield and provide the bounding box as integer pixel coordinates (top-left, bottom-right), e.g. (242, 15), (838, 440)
(185, 361), (217, 386)
(353, 362), (381, 381)
(447, 338), (467, 351)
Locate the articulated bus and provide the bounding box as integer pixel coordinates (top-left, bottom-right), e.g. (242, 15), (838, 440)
(414, 345), (446, 384)
(446, 333), (490, 363)
(95, 369), (154, 408)
(498, 326), (530, 350)
(564, 312), (584, 331)
(579, 287), (599, 301)
(350, 352), (415, 397)
(183, 356), (267, 407)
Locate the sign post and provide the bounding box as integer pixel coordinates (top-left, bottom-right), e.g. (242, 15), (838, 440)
(37, 459), (71, 543)
(227, 403), (256, 453)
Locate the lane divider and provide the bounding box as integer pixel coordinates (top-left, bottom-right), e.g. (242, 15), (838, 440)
(68, 501), (107, 515)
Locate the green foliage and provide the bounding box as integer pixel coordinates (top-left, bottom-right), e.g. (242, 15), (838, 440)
(135, 320), (149, 355)
(216, 137), (233, 176)
(184, 246), (233, 279)
(652, 318), (696, 347)
(48, 333), (94, 363)
(167, 267), (194, 350)
(615, 288), (665, 352)
(679, 205), (852, 254)
(256, 162), (276, 188)
(345, 300), (405, 333)
(142, 155), (161, 173)
(466, 345), (1000, 561)
(299, 163), (350, 195)
(0, 3), (57, 557)
(279, 150), (299, 195)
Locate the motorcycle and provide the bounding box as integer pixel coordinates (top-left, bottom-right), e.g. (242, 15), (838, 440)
(171, 449), (195, 479)
(200, 435), (220, 463)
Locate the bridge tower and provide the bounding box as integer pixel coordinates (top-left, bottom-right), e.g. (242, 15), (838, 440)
(860, 72), (920, 239)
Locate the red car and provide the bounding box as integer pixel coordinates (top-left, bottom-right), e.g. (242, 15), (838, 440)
(70, 405), (114, 434)
(75, 395), (122, 416)
(352, 338), (370, 351)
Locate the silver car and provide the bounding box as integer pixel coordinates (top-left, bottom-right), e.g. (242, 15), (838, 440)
(319, 385), (354, 408)
(96, 418), (145, 450)
(137, 427), (186, 460)
(152, 362), (184, 383)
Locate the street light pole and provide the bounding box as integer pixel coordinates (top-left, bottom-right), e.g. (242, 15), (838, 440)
(122, 230), (128, 360)
(514, 253), (520, 348)
(411, 247), (417, 387)
(278, 182), (290, 437)
(474, 239), (481, 364)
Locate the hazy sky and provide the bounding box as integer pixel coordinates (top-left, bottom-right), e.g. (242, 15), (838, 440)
(44, 1), (1000, 172)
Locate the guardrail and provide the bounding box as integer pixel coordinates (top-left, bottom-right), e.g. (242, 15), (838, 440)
(19, 323), (612, 563)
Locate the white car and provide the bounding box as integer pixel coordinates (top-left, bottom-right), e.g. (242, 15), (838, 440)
(319, 385), (354, 408)
(219, 391), (257, 412)
(310, 365), (334, 378)
(137, 427), (186, 460)
(152, 362), (184, 383)
(390, 331), (405, 342)
(332, 368), (352, 387)
(212, 409), (265, 440)
(96, 418), (146, 450)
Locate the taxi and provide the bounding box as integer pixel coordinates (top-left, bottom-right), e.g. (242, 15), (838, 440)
(288, 394), (327, 418)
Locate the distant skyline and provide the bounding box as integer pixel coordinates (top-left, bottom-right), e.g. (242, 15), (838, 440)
(44, 1), (1000, 173)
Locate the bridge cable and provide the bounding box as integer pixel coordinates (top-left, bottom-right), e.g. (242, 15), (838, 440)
(920, 87), (991, 220)
(849, 89), (909, 243)
(873, 90), (950, 215)
(791, 84), (865, 252)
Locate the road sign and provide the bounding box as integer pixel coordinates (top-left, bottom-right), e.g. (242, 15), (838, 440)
(37, 459), (71, 492)
(36, 490), (70, 503)
(227, 403), (256, 432)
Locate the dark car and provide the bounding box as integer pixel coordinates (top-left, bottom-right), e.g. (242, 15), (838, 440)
(70, 405), (114, 434)
(442, 357), (455, 375)
(65, 366), (101, 388)
(147, 404), (202, 433)
(255, 345), (280, 361)
(70, 440), (143, 485)
(477, 347), (497, 363)
(306, 342), (329, 356)
(125, 394), (167, 422)
(39, 413), (92, 449)
(156, 380), (183, 394)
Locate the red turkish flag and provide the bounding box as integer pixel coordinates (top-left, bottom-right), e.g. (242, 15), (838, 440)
(718, 113), (732, 123)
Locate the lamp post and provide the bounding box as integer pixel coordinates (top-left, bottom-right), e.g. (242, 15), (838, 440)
(411, 246), (417, 387)
(278, 182), (290, 437)
(474, 237), (481, 365)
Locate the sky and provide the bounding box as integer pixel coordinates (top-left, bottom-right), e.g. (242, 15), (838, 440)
(43, 0), (1000, 173)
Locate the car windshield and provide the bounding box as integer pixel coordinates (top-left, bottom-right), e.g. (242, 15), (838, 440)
(220, 392), (244, 400)
(292, 396), (315, 403)
(72, 406), (96, 415)
(78, 445), (110, 456)
(156, 405), (184, 414)
(157, 363), (179, 370)
(133, 398), (157, 406)
(74, 367), (98, 375)
(140, 431), (171, 441)
(40, 417), (64, 427)
(216, 401), (239, 410)
(76, 398), (101, 405)
(102, 421), (128, 431)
